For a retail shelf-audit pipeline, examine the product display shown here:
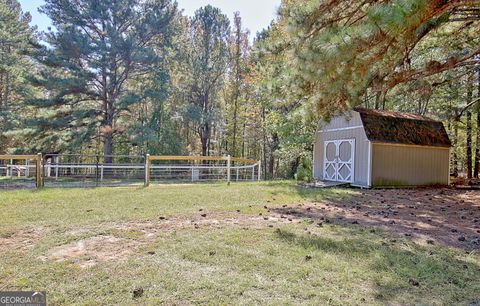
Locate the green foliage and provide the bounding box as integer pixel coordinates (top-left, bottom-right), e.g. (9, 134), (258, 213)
(273, 0), (479, 119)
(180, 5), (230, 155)
(0, 0), (36, 153)
(2, 0), (480, 179)
(16, 0), (177, 155)
(294, 155), (312, 182)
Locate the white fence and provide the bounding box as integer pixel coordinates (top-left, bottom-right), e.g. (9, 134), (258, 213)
(0, 154), (261, 188)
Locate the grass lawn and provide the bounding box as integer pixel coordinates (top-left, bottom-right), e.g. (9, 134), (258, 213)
(0, 182), (479, 305)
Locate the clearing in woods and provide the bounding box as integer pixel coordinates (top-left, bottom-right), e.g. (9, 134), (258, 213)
(0, 182), (479, 305)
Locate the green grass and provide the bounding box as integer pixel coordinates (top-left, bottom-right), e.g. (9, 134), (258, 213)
(0, 182), (479, 305)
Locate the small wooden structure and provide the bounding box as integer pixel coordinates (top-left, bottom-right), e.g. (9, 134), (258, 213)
(313, 108), (451, 187)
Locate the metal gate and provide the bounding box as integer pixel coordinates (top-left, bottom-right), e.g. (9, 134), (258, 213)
(323, 139), (355, 183)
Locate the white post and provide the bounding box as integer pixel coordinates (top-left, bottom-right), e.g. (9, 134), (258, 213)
(251, 165), (255, 181)
(46, 159), (51, 178)
(227, 155), (231, 184)
(144, 154), (150, 187)
(236, 168), (239, 181)
(25, 160), (29, 177)
(55, 156), (59, 180)
(100, 165), (104, 181)
(191, 162), (194, 182)
(258, 160), (261, 181)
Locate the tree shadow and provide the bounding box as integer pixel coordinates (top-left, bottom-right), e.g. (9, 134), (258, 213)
(274, 227), (480, 305)
(275, 187), (480, 251)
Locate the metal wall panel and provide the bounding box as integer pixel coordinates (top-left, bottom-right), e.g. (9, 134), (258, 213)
(371, 143), (450, 186)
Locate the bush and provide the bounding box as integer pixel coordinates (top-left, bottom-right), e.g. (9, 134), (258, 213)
(295, 156), (313, 182)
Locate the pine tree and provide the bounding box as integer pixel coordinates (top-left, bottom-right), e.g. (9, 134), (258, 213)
(0, 0), (35, 153)
(278, 0), (480, 118)
(23, 0), (176, 160)
(182, 5), (230, 156)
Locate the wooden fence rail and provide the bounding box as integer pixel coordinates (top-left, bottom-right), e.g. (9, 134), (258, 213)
(1, 154), (260, 189)
(0, 153), (42, 188)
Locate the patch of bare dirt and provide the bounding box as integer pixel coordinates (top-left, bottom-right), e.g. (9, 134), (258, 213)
(271, 188), (480, 251)
(44, 212), (290, 268)
(48, 235), (137, 268)
(0, 227), (46, 251)
(114, 211), (293, 240)
(15, 188), (478, 269)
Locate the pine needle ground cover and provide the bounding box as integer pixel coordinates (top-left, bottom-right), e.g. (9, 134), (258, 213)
(0, 183), (479, 305)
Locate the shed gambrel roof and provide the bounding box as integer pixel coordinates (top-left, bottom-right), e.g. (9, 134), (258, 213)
(354, 107), (451, 147)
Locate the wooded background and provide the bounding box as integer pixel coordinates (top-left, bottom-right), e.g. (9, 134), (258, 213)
(0, 0), (479, 180)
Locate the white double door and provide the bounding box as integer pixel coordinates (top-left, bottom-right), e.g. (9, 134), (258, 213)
(323, 139), (355, 183)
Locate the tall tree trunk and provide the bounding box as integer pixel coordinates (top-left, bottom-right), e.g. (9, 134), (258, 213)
(2, 72), (9, 112)
(103, 101), (114, 163)
(466, 111), (472, 178)
(466, 75), (473, 179)
(474, 69), (480, 178)
(104, 133), (113, 162)
(269, 133), (279, 179)
(101, 64), (114, 163)
(262, 106), (267, 180)
(374, 91), (381, 109)
(232, 97), (238, 156)
(200, 123), (210, 156)
(231, 12), (243, 157)
(452, 118), (459, 177)
(241, 122), (246, 157)
(475, 107), (480, 178)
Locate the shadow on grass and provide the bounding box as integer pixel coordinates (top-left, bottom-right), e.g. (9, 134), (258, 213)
(274, 186), (480, 251)
(274, 227), (480, 305)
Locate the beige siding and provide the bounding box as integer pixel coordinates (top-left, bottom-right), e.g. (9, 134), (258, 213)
(371, 143), (449, 187)
(313, 112), (370, 187)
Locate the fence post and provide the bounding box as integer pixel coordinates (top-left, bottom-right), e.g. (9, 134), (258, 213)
(36, 153), (42, 189)
(227, 155), (231, 184)
(55, 156), (59, 180)
(144, 154), (150, 187)
(258, 160), (262, 181)
(95, 155), (100, 187)
(191, 161), (194, 182)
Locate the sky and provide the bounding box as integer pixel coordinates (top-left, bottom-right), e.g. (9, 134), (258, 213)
(19, 0), (281, 38)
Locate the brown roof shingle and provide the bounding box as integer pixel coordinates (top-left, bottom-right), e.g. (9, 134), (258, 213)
(354, 107), (451, 147)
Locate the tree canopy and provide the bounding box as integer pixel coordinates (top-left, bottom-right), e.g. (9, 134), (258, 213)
(0, 0), (479, 180)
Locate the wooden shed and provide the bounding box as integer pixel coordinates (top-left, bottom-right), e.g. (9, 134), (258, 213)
(313, 107), (451, 187)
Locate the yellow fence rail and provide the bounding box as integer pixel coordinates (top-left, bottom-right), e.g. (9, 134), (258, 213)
(0, 154), (260, 189)
(0, 154), (42, 189)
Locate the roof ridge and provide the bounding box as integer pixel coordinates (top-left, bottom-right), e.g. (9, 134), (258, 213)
(353, 107), (439, 122)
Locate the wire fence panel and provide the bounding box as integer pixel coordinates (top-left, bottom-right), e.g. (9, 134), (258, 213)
(148, 157), (258, 184)
(42, 154), (145, 188)
(149, 160), (228, 183)
(230, 164), (257, 181)
(0, 154), (260, 189)
(0, 156), (40, 189)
